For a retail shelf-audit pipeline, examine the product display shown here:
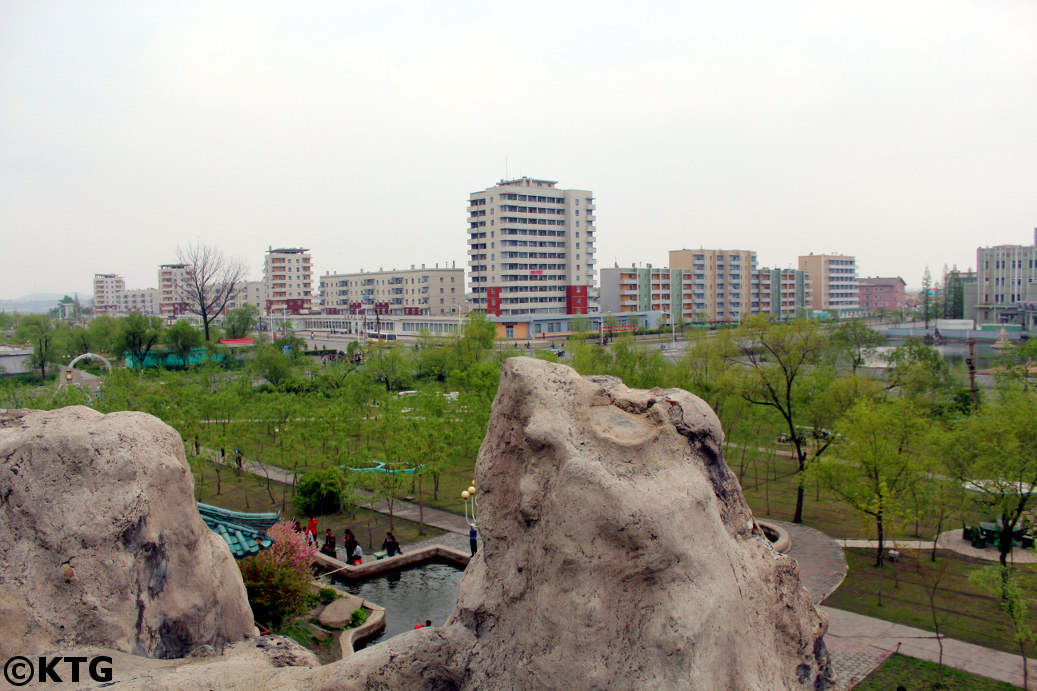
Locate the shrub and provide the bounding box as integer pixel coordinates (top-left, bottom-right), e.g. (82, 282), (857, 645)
(349, 607), (368, 629)
(294, 468), (346, 516)
(239, 521), (319, 628)
(318, 587), (339, 605)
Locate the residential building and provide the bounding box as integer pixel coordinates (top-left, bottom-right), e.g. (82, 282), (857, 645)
(599, 261), (807, 323)
(669, 249), (757, 322)
(754, 268), (812, 320)
(116, 288), (160, 315)
(264, 247), (312, 315)
(93, 273), (125, 313)
(975, 229), (1037, 329)
(226, 280), (267, 313)
(158, 264), (189, 317)
(857, 277), (906, 313)
(318, 265), (465, 317)
(468, 177), (595, 318)
(798, 253), (859, 317)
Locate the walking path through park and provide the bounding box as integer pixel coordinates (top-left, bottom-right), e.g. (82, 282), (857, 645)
(223, 454), (1033, 687)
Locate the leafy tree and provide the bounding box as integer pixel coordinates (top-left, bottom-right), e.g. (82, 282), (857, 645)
(224, 304), (259, 339)
(165, 320), (203, 367)
(15, 315), (63, 379)
(252, 344), (296, 388)
(117, 312), (164, 369)
(921, 266), (935, 329)
(969, 565), (1036, 690)
(940, 391), (1037, 566)
(882, 338), (956, 406)
(721, 315), (839, 523)
(363, 343), (415, 392)
(294, 467), (348, 516)
(814, 398), (926, 566)
(87, 315), (120, 354)
(831, 319), (885, 374)
(176, 242), (248, 342)
(238, 521), (317, 628)
(449, 312), (496, 370)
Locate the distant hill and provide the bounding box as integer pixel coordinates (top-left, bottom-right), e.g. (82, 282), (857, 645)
(0, 293), (92, 315)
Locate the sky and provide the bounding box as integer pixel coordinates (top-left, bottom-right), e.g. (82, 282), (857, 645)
(2, 1), (1035, 300)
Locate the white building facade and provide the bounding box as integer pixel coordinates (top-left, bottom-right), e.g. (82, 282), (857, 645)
(319, 265), (464, 317)
(468, 177), (595, 317)
(93, 274), (125, 313)
(264, 247), (312, 315)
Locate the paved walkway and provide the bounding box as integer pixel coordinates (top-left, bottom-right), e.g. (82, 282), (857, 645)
(221, 456), (1033, 687)
(842, 530), (1037, 564)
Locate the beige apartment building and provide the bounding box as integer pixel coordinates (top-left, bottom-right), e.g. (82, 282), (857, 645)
(264, 247), (312, 315)
(116, 288), (160, 315)
(468, 177), (595, 317)
(93, 273), (125, 313)
(668, 249), (757, 322)
(158, 263), (189, 316)
(798, 253), (859, 317)
(319, 265), (464, 317)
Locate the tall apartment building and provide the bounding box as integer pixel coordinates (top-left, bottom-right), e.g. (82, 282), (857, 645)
(93, 273), (125, 313)
(264, 247), (312, 315)
(320, 265), (464, 317)
(468, 177), (595, 317)
(857, 277), (906, 313)
(668, 249), (757, 322)
(158, 264), (189, 317)
(798, 253), (859, 317)
(975, 229), (1037, 327)
(755, 268), (811, 320)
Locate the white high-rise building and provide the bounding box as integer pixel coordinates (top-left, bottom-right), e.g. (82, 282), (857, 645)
(158, 264), (189, 317)
(468, 177), (595, 317)
(264, 247), (312, 315)
(93, 273), (125, 313)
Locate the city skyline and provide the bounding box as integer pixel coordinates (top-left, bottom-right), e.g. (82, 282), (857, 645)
(2, 2), (1035, 300)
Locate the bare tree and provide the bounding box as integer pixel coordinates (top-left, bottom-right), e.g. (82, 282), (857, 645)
(176, 243), (248, 342)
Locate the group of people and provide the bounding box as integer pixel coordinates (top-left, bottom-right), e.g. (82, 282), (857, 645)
(290, 518), (405, 566)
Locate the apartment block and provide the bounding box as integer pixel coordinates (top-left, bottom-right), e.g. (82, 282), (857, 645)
(93, 273), (125, 313)
(976, 229), (1037, 328)
(857, 276), (906, 313)
(668, 249), (757, 322)
(116, 288), (160, 315)
(158, 264), (189, 316)
(468, 177), (595, 317)
(754, 268), (812, 320)
(319, 265), (464, 316)
(227, 280), (267, 313)
(798, 254), (859, 317)
(264, 247), (312, 315)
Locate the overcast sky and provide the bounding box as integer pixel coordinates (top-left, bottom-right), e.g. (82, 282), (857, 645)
(2, 1), (1035, 300)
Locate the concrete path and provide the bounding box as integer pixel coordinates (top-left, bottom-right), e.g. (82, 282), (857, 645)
(823, 605), (1036, 689)
(222, 457), (1032, 687)
(841, 531), (1037, 564)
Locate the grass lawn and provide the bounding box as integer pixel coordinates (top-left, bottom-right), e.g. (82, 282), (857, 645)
(824, 548), (1037, 658)
(191, 464), (445, 551)
(854, 653), (1018, 690)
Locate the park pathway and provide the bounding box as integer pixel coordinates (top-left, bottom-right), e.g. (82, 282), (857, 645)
(224, 455), (1033, 688)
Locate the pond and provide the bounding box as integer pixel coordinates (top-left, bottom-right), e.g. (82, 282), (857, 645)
(337, 561), (464, 648)
(868, 340), (1004, 370)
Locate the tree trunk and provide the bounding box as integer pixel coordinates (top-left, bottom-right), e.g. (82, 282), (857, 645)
(875, 510), (885, 568)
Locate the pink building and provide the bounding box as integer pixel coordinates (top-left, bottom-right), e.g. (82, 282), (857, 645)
(857, 276), (906, 312)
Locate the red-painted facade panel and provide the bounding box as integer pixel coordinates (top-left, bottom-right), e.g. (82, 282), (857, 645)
(565, 285), (588, 314)
(486, 287), (502, 316)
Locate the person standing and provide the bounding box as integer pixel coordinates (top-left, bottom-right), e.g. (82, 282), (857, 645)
(469, 522), (478, 556)
(343, 530), (360, 566)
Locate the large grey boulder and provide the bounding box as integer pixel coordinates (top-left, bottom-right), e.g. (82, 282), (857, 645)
(311, 357), (833, 690)
(0, 407), (255, 659)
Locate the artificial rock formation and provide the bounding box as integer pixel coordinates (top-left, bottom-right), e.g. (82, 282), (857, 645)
(0, 407), (255, 659)
(311, 357), (833, 690)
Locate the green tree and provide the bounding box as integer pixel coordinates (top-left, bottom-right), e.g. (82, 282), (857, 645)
(969, 565), (1036, 689)
(252, 344), (296, 388)
(117, 312), (164, 369)
(363, 343), (415, 392)
(721, 315), (838, 524)
(882, 338), (959, 413)
(814, 398), (926, 566)
(87, 314), (120, 354)
(166, 320), (203, 367)
(831, 319), (885, 374)
(15, 315), (63, 379)
(921, 267), (935, 329)
(294, 467), (348, 516)
(449, 312), (496, 370)
(224, 304), (259, 339)
(941, 391), (1037, 566)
